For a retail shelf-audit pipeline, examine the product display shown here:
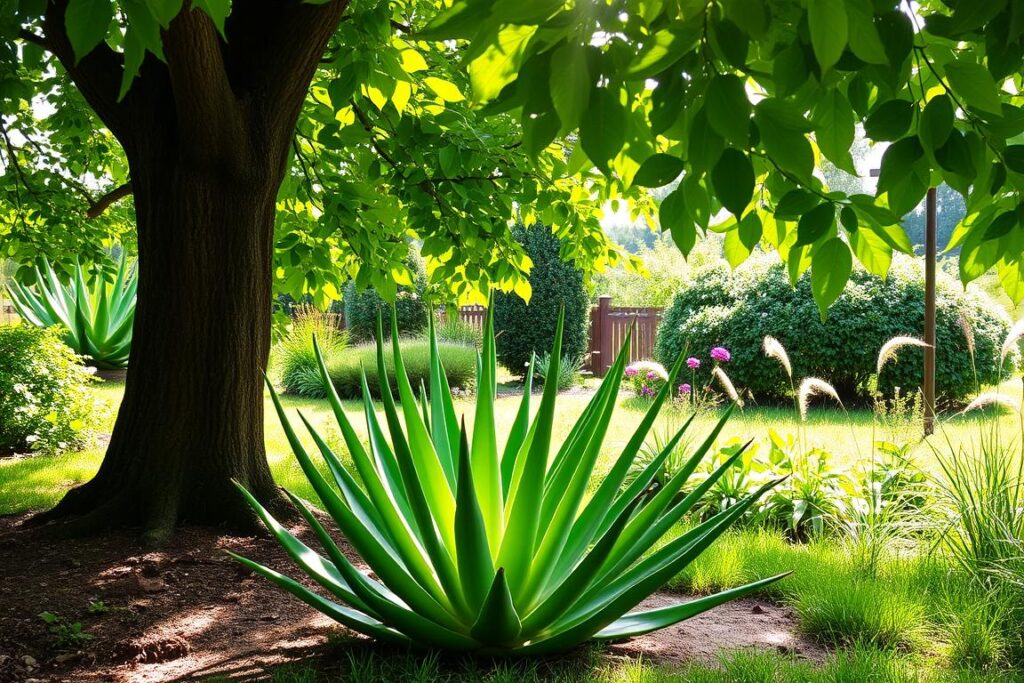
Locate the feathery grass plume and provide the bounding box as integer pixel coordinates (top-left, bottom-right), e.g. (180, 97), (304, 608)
(957, 311), (976, 360)
(798, 377), (842, 421)
(1001, 318), (1024, 361)
(762, 336), (792, 379)
(712, 366), (743, 407)
(876, 336), (930, 375)
(960, 392), (1021, 415)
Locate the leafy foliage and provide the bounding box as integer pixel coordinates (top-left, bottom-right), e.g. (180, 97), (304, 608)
(233, 310), (786, 653)
(0, 324), (92, 454)
(343, 248), (428, 342)
(425, 0), (1024, 308)
(655, 254), (1015, 404)
(533, 352), (582, 391)
(273, 305), (349, 399)
(494, 225), (589, 374)
(6, 255), (136, 370)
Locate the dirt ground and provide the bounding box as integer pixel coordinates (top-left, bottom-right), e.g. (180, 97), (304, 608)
(0, 514), (824, 682)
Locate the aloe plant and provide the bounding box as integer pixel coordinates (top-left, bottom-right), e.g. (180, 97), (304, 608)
(232, 308), (787, 653)
(5, 256), (136, 370)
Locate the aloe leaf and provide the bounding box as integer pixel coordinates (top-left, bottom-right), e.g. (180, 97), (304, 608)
(428, 316), (459, 485)
(592, 572), (792, 640)
(455, 422), (494, 612)
(557, 351), (688, 568)
(358, 369), (418, 530)
(520, 495), (642, 635)
(265, 378), (456, 619)
(500, 351), (533, 495)
(498, 306), (565, 599)
(471, 302), (503, 553)
(225, 551), (409, 645)
(233, 482), (376, 616)
(470, 568), (521, 646)
(285, 491), (476, 648)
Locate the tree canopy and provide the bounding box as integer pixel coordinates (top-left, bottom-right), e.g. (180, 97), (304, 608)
(2, 0), (1023, 311)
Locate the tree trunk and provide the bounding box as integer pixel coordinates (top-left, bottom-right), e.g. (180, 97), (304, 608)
(34, 149), (285, 546)
(29, 0), (349, 545)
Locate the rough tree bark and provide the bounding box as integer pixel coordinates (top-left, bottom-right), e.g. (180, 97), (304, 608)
(29, 0), (348, 545)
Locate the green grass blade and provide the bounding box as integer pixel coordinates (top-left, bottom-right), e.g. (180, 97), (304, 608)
(428, 316), (459, 486)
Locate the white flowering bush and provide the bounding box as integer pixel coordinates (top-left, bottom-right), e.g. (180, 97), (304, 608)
(0, 324), (94, 454)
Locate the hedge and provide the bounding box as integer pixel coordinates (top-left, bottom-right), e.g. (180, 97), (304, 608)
(344, 248), (428, 342)
(654, 254), (1016, 404)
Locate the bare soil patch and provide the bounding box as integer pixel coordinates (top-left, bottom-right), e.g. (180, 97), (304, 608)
(0, 514), (822, 682)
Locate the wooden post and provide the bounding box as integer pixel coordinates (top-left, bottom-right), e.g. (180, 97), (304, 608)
(596, 295), (613, 378)
(924, 187), (937, 436)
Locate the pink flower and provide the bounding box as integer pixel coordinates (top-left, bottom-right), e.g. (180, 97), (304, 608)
(686, 357), (701, 369)
(710, 346), (731, 363)
(678, 383), (692, 395)
(646, 370), (658, 381)
(624, 367), (638, 377)
(640, 384), (655, 397)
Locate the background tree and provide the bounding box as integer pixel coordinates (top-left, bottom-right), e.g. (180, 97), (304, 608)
(493, 224), (589, 374)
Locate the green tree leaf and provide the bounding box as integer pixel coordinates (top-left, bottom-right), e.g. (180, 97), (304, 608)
(808, 0), (848, 74)
(710, 149), (754, 217)
(579, 87), (626, 174)
(625, 23), (700, 80)
(705, 74), (751, 147)
(64, 0), (113, 62)
(660, 188), (695, 256)
(944, 59), (1004, 115)
(876, 136), (924, 195)
(813, 90), (856, 174)
(844, 0), (887, 65)
(918, 94), (954, 152)
(1005, 145), (1024, 173)
(632, 153), (685, 188)
(863, 99), (914, 141)
(549, 43), (590, 133)
(796, 202), (835, 246)
(468, 25), (538, 103)
(811, 237), (852, 320)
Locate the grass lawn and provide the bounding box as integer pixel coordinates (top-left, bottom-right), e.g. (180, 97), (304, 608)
(2, 379), (1018, 517)
(3, 381), (1024, 682)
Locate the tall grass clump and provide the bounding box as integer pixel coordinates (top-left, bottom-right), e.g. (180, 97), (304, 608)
(274, 305), (349, 398)
(329, 339), (477, 399)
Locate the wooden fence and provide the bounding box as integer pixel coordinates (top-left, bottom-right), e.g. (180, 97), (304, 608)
(443, 296), (663, 377)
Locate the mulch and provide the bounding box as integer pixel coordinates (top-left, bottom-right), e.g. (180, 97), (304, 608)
(0, 513), (824, 683)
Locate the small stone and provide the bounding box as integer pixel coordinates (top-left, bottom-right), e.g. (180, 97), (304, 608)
(22, 655), (37, 667)
(138, 576), (167, 594)
(260, 614), (280, 622)
(751, 604), (765, 614)
(54, 652), (78, 664)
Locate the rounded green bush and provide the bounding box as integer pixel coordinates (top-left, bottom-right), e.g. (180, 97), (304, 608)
(344, 249), (428, 342)
(329, 340), (476, 399)
(0, 324), (94, 453)
(493, 225), (589, 374)
(654, 254), (1016, 404)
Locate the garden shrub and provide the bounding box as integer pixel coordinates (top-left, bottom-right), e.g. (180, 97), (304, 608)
(273, 305), (349, 398)
(533, 353), (583, 390)
(329, 339), (476, 399)
(655, 254), (1015, 404)
(493, 224), (589, 374)
(343, 249), (428, 342)
(0, 324), (93, 453)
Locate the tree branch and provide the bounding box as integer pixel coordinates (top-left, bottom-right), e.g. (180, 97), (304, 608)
(86, 182), (133, 218)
